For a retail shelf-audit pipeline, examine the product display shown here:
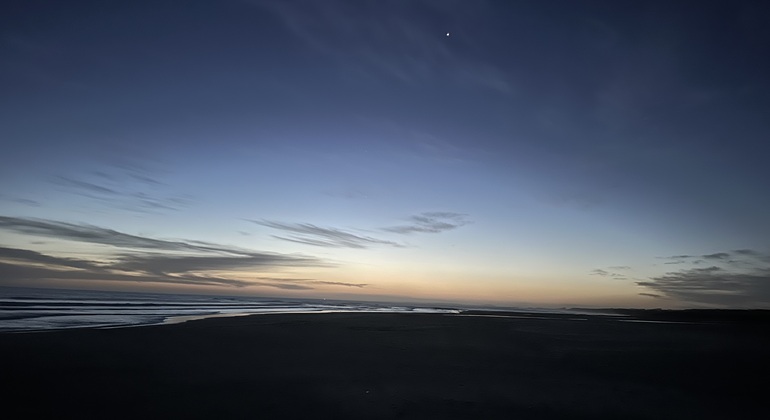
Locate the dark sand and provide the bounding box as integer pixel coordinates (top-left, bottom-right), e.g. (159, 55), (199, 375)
(2, 312), (768, 419)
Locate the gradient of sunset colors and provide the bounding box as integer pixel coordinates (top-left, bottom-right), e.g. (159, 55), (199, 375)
(2, 0), (769, 308)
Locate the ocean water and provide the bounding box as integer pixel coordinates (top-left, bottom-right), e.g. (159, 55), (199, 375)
(0, 287), (460, 332)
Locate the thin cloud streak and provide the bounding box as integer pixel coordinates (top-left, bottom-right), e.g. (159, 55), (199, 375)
(384, 212), (470, 234)
(255, 277), (367, 288)
(0, 217), (341, 290)
(111, 253), (322, 274)
(48, 157), (192, 215)
(0, 246), (332, 290)
(0, 246), (104, 271)
(0, 216), (304, 257)
(0, 257), (251, 288)
(659, 251), (751, 262)
(590, 267), (627, 279)
(53, 176), (121, 196)
(252, 219), (403, 249)
(703, 252), (730, 260)
(257, 0), (513, 93)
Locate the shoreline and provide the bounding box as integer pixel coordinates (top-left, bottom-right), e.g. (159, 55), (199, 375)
(1, 308), (465, 334)
(5, 306), (769, 334)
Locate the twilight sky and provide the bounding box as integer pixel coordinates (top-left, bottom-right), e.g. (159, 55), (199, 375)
(2, 0), (769, 308)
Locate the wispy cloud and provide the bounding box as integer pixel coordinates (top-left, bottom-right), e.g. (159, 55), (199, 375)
(0, 261), (253, 288)
(590, 267), (627, 279)
(0, 195), (43, 207)
(639, 249), (770, 307)
(111, 253), (321, 275)
(48, 157), (192, 215)
(0, 216), (343, 290)
(0, 246), (105, 271)
(384, 212), (470, 234)
(255, 277), (367, 289)
(660, 252), (731, 261)
(0, 216), (238, 254)
(0, 247), (250, 287)
(254, 0), (513, 93)
(54, 176), (121, 196)
(702, 252), (730, 260)
(734, 249), (760, 257)
(12, 198), (42, 207)
(311, 280), (367, 288)
(658, 250), (770, 267)
(251, 220), (403, 249)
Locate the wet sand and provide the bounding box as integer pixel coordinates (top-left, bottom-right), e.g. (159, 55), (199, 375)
(2, 312), (768, 419)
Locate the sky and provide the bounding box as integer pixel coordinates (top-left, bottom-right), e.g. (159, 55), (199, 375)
(1, 0), (769, 308)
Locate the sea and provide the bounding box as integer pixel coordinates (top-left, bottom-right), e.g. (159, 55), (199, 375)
(0, 287), (461, 332)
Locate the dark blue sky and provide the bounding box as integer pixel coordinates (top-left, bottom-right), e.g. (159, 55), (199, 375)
(2, 0), (769, 308)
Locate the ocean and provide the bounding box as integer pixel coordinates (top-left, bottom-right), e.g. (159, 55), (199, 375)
(0, 287), (460, 332)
